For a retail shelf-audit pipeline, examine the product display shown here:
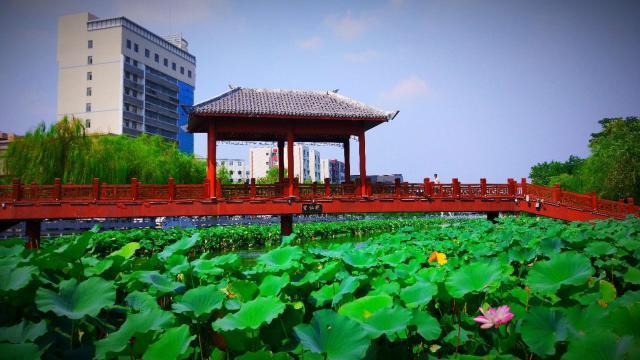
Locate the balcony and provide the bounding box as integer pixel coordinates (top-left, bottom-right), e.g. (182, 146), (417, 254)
(145, 87), (179, 105)
(123, 110), (143, 123)
(145, 118), (178, 133)
(122, 127), (142, 136)
(123, 94), (143, 108)
(124, 62), (144, 77)
(145, 72), (178, 92)
(145, 102), (178, 120)
(123, 78), (143, 92)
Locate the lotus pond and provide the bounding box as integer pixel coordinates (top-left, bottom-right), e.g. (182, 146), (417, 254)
(1, 216), (640, 359)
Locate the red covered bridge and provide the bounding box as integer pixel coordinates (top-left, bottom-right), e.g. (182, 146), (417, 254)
(1, 87), (638, 246)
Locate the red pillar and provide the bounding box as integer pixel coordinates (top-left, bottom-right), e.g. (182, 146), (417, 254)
(281, 214), (293, 236)
(207, 121), (217, 198)
(277, 140), (285, 182)
(344, 139), (350, 183)
(25, 220), (41, 249)
(358, 131), (367, 196)
(287, 129), (295, 197)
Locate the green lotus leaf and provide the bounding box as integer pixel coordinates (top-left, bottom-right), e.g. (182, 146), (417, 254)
(127, 271), (185, 294)
(191, 258), (224, 277)
(36, 277), (115, 319)
(599, 280), (617, 305)
(212, 297), (286, 331)
(445, 262), (504, 298)
(225, 280), (258, 302)
(338, 295), (393, 322)
(310, 276), (360, 307)
(609, 303), (640, 337)
(126, 291), (160, 312)
(257, 246), (303, 271)
(207, 253), (240, 268)
(95, 307), (174, 359)
(562, 330), (638, 360)
(314, 261), (343, 283)
(172, 285), (225, 318)
(341, 251), (377, 268)
(0, 266), (38, 292)
(584, 241), (617, 257)
(0, 320), (46, 343)
(623, 267), (640, 285)
(0, 244), (24, 258)
(540, 238), (565, 254)
(520, 307), (568, 356)
(164, 255), (189, 275)
(410, 310), (441, 341)
(81, 257), (114, 277)
(400, 282), (438, 308)
(158, 233), (200, 260)
(380, 251), (407, 266)
(563, 304), (609, 341)
(526, 252), (594, 294)
(293, 309), (370, 360)
(52, 231), (93, 261)
(359, 306), (412, 339)
(280, 233), (296, 247)
(236, 350), (291, 360)
(0, 343), (42, 360)
(108, 242), (140, 259)
(143, 324), (195, 360)
(443, 327), (472, 346)
(259, 273), (290, 297)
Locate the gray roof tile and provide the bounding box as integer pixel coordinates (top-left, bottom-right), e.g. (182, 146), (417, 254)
(191, 87), (397, 120)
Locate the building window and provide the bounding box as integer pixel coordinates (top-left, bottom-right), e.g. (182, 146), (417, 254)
(87, 56), (93, 64)
(126, 39), (131, 49)
(86, 103), (91, 112)
(145, 49), (150, 58)
(88, 39), (93, 48)
(134, 43), (139, 52)
(86, 87), (92, 96)
(133, 59), (138, 67)
(188, 70), (192, 78)
(180, 66), (184, 75)
(87, 72), (92, 80)
(85, 119), (91, 128)
(163, 58), (168, 67)
(154, 53), (159, 62)
(172, 62), (176, 71)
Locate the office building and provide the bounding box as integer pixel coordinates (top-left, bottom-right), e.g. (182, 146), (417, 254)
(57, 12), (196, 153)
(249, 144), (321, 182)
(216, 159), (249, 183)
(320, 159), (346, 183)
(350, 174), (404, 184)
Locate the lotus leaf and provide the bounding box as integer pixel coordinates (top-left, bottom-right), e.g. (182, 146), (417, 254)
(338, 295), (393, 322)
(36, 277), (115, 319)
(224, 280), (258, 302)
(341, 251), (377, 268)
(562, 330), (638, 360)
(526, 252), (594, 294)
(236, 350), (291, 360)
(126, 291), (160, 312)
(359, 306), (412, 339)
(0, 320), (46, 343)
(257, 246), (303, 271)
(310, 276), (360, 307)
(400, 282), (438, 308)
(584, 241), (617, 257)
(143, 324), (195, 360)
(410, 310), (441, 341)
(519, 307), (568, 356)
(0, 343), (42, 360)
(158, 234), (200, 260)
(445, 262), (504, 298)
(294, 309), (370, 360)
(127, 271), (185, 294)
(95, 307), (174, 359)
(0, 266), (38, 292)
(258, 273), (290, 297)
(623, 267), (640, 285)
(172, 285), (225, 318)
(108, 242), (140, 259)
(212, 297), (285, 331)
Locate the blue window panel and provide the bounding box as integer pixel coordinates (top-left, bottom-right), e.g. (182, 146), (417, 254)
(177, 81), (194, 154)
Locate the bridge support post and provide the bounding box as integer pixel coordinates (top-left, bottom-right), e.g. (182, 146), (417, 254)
(324, 178), (331, 197)
(358, 130), (367, 196)
(207, 121), (217, 198)
(277, 140), (285, 182)
(281, 214), (293, 236)
(25, 220), (41, 249)
(486, 212), (499, 223)
(287, 129), (295, 197)
(344, 138), (350, 183)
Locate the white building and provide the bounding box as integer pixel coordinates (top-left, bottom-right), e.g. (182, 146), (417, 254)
(57, 12), (196, 153)
(249, 144), (321, 182)
(216, 159), (249, 183)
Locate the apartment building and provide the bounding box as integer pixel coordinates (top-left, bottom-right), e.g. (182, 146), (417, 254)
(57, 12), (196, 153)
(217, 159), (249, 183)
(320, 159), (346, 184)
(249, 144), (321, 182)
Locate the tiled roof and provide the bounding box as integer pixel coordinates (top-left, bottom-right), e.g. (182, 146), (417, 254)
(190, 87), (397, 120)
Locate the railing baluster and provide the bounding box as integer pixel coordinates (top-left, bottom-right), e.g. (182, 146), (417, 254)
(324, 178), (331, 197)
(168, 177), (175, 201)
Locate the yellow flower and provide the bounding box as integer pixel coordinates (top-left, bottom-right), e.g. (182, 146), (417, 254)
(428, 251), (448, 265)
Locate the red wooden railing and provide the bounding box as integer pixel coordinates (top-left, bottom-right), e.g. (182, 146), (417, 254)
(1, 177), (638, 220)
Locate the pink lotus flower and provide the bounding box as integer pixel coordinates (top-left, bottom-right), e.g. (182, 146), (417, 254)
(473, 305), (514, 329)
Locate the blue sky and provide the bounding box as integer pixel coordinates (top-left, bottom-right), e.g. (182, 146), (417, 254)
(1, 0), (638, 182)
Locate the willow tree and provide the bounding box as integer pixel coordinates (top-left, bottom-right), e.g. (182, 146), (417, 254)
(5, 117), (205, 184)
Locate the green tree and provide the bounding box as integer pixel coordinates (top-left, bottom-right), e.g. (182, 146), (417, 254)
(529, 155), (584, 186)
(217, 164), (233, 184)
(257, 167), (284, 184)
(5, 117), (205, 184)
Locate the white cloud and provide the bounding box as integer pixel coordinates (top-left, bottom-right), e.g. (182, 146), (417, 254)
(325, 12), (373, 40)
(344, 49), (378, 63)
(381, 75), (429, 100)
(297, 36), (323, 50)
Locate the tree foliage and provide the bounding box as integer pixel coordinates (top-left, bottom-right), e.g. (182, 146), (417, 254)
(256, 167), (284, 184)
(216, 164), (233, 184)
(5, 117), (205, 184)
(529, 117), (639, 201)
